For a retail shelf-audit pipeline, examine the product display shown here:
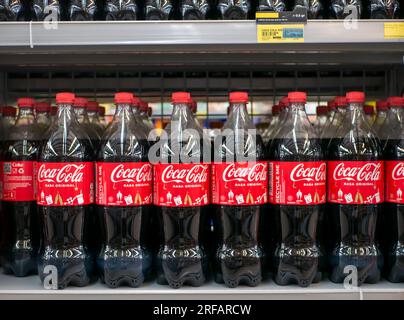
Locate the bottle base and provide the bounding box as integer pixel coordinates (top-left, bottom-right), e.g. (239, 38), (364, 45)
(214, 271), (261, 288)
(156, 271), (205, 289)
(386, 255), (404, 283)
(273, 257), (321, 287)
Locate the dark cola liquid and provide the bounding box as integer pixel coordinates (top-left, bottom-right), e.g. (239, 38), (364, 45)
(38, 138), (94, 289)
(383, 139), (404, 282)
(212, 134), (266, 287)
(2, 139), (40, 277)
(328, 138), (383, 285)
(268, 138), (323, 287)
(155, 140), (208, 288)
(96, 139), (153, 288)
(105, 0), (137, 20)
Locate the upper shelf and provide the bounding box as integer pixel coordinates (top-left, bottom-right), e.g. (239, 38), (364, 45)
(0, 20), (403, 68)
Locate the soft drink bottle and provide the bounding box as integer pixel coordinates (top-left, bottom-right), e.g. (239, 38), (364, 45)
(328, 99), (336, 121)
(37, 92), (95, 289)
(211, 92), (266, 288)
(328, 91), (383, 285)
(257, 0), (285, 13)
(73, 97), (101, 152)
(105, 0), (137, 20)
(330, 0), (362, 18)
(370, 0), (400, 18)
(314, 105), (329, 137)
(132, 96), (153, 136)
(372, 100), (389, 138)
(153, 92), (209, 288)
(96, 92), (153, 288)
(293, 0), (322, 18)
(32, 0), (60, 20)
(139, 101), (154, 132)
(180, 0), (210, 19)
(382, 96), (404, 282)
(145, 0), (173, 19)
(364, 104), (376, 126)
(218, 0), (251, 19)
(379, 97), (402, 146)
(268, 91), (325, 287)
(68, 0), (97, 20)
(35, 102), (52, 132)
(0, 0), (25, 20)
(2, 98), (40, 277)
(86, 101), (105, 138)
(98, 106), (107, 127)
(262, 104), (279, 144)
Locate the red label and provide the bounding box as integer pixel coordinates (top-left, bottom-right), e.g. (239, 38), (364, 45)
(385, 160), (404, 203)
(37, 162), (94, 206)
(269, 161), (326, 205)
(328, 161), (384, 204)
(211, 162), (268, 205)
(96, 162), (153, 206)
(153, 163), (210, 207)
(2, 161), (36, 202)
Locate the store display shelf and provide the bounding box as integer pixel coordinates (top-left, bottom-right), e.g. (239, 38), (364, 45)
(0, 273), (403, 300)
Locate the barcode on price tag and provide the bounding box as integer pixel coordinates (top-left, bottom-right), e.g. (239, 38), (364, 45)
(257, 24), (304, 43)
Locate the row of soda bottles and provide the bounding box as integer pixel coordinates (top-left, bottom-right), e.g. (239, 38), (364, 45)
(0, 90), (404, 290)
(0, 0), (401, 21)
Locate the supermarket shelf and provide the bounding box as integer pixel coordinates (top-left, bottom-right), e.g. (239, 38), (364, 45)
(0, 273), (403, 300)
(0, 20), (403, 68)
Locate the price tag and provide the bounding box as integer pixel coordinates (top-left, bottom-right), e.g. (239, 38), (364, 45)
(384, 22), (404, 39)
(257, 24), (304, 43)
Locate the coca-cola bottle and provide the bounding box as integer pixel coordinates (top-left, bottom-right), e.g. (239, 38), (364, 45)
(37, 92), (95, 289)
(68, 0), (97, 20)
(73, 97), (101, 152)
(257, 0), (285, 13)
(330, 0), (362, 19)
(86, 101), (105, 139)
(382, 96), (404, 282)
(96, 92), (152, 288)
(98, 106), (107, 127)
(32, 0), (60, 20)
(262, 104), (279, 144)
(268, 91), (325, 287)
(145, 0), (173, 19)
(153, 92), (209, 288)
(321, 96), (347, 155)
(0, 0), (25, 20)
(2, 97), (40, 277)
(217, 0), (251, 19)
(266, 97), (289, 143)
(314, 105), (329, 137)
(328, 91), (383, 285)
(139, 101), (154, 132)
(132, 96), (153, 136)
(328, 99), (336, 121)
(211, 92), (266, 287)
(180, 0), (210, 19)
(105, 0), (137, 19)
(293, 0), (322, 18)
(35, 102), (51, 132)
(364, 104), (376, 126)
(372, 100), (389, 138)
(370, 0), (400, 18)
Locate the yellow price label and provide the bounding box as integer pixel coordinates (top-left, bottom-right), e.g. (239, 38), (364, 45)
(384, 22), (404, 39)
(257, 24), (304, 43)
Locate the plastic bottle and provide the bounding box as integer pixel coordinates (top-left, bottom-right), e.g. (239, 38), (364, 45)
(372, 100), (389, 138)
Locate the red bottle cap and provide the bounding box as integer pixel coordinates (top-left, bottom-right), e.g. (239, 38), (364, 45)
(387, 96), (404, 107)
(73, 97), (88, 108)
(376, 100), (389, 111)
(346, 91), (365, 103)
(98, 106), (105, 116)
(147, 107), (152, 117)
(114, 92), (133, 104)
(56, 92), (75, 104)
(279, 97), (289, 107)
(334, 97), (347, 107)
(87, 101), (99, 111)
(272, 104), (280, 115)
(229, 92), (249, 104)
(2, 106), (17, 117)
(17, 97), (35, 108)
(131, 96), (141, 107)
(316, 106), (328, 115)
(172, 92), (191, 104)
(364, 105), (375, 115)
(35, 102), (51, 112)
(139, 101), (149, 112)
(288, 91), (307, 103)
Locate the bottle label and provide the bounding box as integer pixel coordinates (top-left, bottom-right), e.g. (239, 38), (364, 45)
(37, 162), (94, 206)
(328, 161), (384, 204)
(96, 162), (153, 206)
(153, 163), (210, 207)
(385, 160), (404, 203)
(211, 162), (268, 205)
(269, 161), (326, 205)
(2, 161), (36, 202)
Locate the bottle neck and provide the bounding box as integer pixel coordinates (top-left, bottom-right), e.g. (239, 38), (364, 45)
(16, 107), (36, 126)
(73, 107), (90, 124)
(225, 102), (254, 130)
(112, 103), (133, 124)
(56, 104), (78, 127)
(287, 102), (308, 122)
(346, 102), (368, 125)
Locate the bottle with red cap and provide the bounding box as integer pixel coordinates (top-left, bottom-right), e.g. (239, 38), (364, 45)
(131, 96), (152, 137)
(327, 91), (383, 285)
(37, 92), (95, 289)
(266, 97), (289, 144)
(364, 104), (376, 126)
(372, 100), (389, 138)
(153, 92), (209, 288)
(1, 97), (40, 277)
(211, 92), (266, 287)
(96, 92), (152, 288)
(268, 91), (325, 287)
(73, 97), (101, 152)
(262, 104), (280, 144)
(139, 101), (154, 132)
(320, 96), (347, 155)
(381, 96), (404, 282)
(314, 105), (330, 137)
(35, 102), (52, 132)
(87, 101), (105, 136)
